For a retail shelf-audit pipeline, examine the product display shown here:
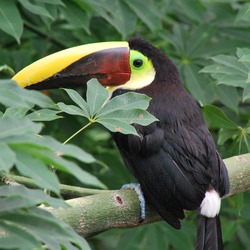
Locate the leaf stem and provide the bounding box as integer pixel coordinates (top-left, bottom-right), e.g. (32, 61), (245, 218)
(63, 121), (93, 145)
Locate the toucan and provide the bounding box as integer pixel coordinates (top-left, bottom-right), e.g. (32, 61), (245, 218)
(12, 37), (230, 250)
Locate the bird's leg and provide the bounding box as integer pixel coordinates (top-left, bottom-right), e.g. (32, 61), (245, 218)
(121, 183), (146, 222)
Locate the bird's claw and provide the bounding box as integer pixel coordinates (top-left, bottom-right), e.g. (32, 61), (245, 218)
(121, 183), (146, 222)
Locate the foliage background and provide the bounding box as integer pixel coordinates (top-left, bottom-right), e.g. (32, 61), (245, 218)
(0, 0), (250, 249)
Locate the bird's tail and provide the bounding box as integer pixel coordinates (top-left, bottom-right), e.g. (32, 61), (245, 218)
(196, 214), (223, 250)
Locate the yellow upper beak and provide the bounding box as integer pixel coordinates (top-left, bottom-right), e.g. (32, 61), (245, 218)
(12, 41), (130, 89)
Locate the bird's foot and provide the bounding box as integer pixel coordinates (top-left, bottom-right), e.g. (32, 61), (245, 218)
(121, 183), (146, 222)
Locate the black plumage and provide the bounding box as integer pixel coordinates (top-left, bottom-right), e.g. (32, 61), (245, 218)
(112, 37), (229, 248)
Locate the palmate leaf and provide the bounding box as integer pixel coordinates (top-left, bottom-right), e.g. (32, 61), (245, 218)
(60, 79), (158, 136)
(200, 48), (250, 101)
(86, 79), (110, 116)
(98, 109), (157, 135)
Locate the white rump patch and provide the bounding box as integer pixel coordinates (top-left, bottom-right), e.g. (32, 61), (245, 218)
(200, 190), (221, 218)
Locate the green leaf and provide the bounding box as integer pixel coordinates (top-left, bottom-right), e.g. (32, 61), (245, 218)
(201, 49), (250, 92)
(0, 1), (23, 43)
(235, 3), (250, 23)
(0, 185), (67, 209)
(15, 150), (60, 194)
(0, 80), (56, 109)
(0, 118), (42, 139)
(202, 105), (238, 129)
(11, 143), (105, 189)
(100, 109), (158, 126)
(0, 209), (87, 250)
(3, 107), (30, 118)
(83, 0), (137, 38)
(27, 109), (62, 121)
(18, 0), (54, 20)
(0, 221), (42, 250)
(0, 143), (15, 172)
(215, 85), (240, 113)
(61, 88), (90, 116)
(57, 102), (89, 118)
(98, 118), (138, 135)
(86, 79), (110, 117)
(61, 1), (90, 34)
(125, 0), (162, 31)
(240, 53), (250, 63)
(96, 92), (151, 117)
(97, 109), (157, 135)
(243, 85), (250, 102)
(183, 64), (214, 104)
(218, 128), (239, 145)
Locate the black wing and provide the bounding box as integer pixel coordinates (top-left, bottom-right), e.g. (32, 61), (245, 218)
(112, 120), (229, 229)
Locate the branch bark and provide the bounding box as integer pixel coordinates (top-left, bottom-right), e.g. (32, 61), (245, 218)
(44, 153), (250, 238)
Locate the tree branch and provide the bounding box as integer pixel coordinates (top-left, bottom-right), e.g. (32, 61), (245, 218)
(43, 153), (250, 238)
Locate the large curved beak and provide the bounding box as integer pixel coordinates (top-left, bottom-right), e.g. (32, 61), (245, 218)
(12, 42), (130, 90)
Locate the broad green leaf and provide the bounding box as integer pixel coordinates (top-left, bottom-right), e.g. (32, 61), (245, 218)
(27, 109), (62, 121)
(18, 0), (54, 20)
(3, 133), (96, 164)
(235, 3), (250, 23)
(56, 143), (96, 164)
(57, 102), (89, 118)
(183, 64), (214, 104)
(218, 128), (239, 145)
(125, 0), (162, 31)
(0, 143), (15, 172)
(201, 51), (250, 89)
(0, 196), (45, 212)
(215, 85), (240, 113)
(96, 92), (151, 117)
(202, 105), (238, 129)
(35, 135), (96, 163)
(98, 109), (157, 135)
(211, 54), (248, 74)
(0, 1), (23, 43)
(98, 118), (138, 135)
(0, 210), (74, 248)
(61, 88), (90, 116)
(0, 83), (31, 108)
(175, 0), (204, 23)
(214, 73), (247, 88)
(240, 54), (250, 63)
(0, 118), (42, 139)
(0, 186), (67, 208)
(0, 221), (42, 250)
(243, 85), (250, 101)
(84, 0), (136, 38)
(86, 79), (110, 116)
(23, 89), (56, 109)
(3, 107), (30, 118)
(62, 1), (90, 34)
(11, 143), (105, 189)
(100, 109), (158, 126)
(0, 80), (56, 108)
(15, 151), (60, 194)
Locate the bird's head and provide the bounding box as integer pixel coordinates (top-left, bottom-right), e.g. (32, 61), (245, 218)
(12, 37), (180, 94)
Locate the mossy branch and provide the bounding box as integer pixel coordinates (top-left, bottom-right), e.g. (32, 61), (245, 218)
(43, 153), (250, 238)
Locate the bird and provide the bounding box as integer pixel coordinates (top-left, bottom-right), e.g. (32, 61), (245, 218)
(13, 37), (230, 250)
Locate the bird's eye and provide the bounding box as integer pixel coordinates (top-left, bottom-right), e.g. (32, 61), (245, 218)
(133, 59), (143, 68)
